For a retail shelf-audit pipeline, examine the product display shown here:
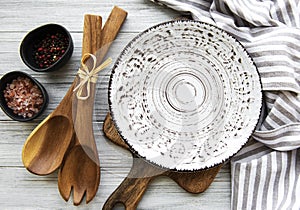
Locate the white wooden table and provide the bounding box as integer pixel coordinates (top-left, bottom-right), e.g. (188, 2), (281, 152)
(0, 0), (231, 209)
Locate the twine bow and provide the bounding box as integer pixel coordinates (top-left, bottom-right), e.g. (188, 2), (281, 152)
(73, 53), (112, 100)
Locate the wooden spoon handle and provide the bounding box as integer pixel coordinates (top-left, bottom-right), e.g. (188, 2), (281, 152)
(98, 6), (127, 64)
(103, 157), (164, 210)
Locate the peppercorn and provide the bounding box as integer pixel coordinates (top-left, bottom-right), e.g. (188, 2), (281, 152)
(32, 32), (69, 68)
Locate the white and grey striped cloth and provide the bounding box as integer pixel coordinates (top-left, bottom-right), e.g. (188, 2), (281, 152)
(149, 0), (300, 209)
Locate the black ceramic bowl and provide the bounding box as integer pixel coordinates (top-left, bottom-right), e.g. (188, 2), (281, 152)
(0, 71), (49, 121)
(20, 24), (73, 72)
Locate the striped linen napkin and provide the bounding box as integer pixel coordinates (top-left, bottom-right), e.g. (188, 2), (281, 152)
(149, 0), (300, 209)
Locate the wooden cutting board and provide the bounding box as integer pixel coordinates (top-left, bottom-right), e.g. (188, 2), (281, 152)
(102, 112), (223, 210)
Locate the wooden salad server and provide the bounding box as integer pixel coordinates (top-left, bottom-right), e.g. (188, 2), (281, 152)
(58, 7), (127, 205)
(58, 14), (102, 206)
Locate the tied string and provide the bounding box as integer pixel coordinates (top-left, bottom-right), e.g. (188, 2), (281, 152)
(73, 53), (112, 100)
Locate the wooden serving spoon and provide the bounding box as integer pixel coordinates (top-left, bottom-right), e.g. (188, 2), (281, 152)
(22, 74), (77, 175)
(58, 7), (127, 205)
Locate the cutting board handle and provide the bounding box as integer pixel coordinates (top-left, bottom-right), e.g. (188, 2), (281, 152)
(102, 156), (165, 210)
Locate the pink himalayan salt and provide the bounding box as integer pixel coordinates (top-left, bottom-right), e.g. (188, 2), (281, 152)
(3, 76), (44, 118)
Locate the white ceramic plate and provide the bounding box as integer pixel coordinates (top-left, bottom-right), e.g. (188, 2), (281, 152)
(109, 20), (262, 171)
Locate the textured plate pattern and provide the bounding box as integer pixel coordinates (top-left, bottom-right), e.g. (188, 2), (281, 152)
(109, 20), (262, 171)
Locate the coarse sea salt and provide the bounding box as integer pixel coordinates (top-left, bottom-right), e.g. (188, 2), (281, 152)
(3, 76), (44, 118)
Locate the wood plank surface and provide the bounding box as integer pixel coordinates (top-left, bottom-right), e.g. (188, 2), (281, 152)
(0, 0), (231, 209)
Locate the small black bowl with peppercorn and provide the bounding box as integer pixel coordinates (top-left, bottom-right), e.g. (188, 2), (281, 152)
(20, 24), (73, 72)
(0, 71), (48, 121)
